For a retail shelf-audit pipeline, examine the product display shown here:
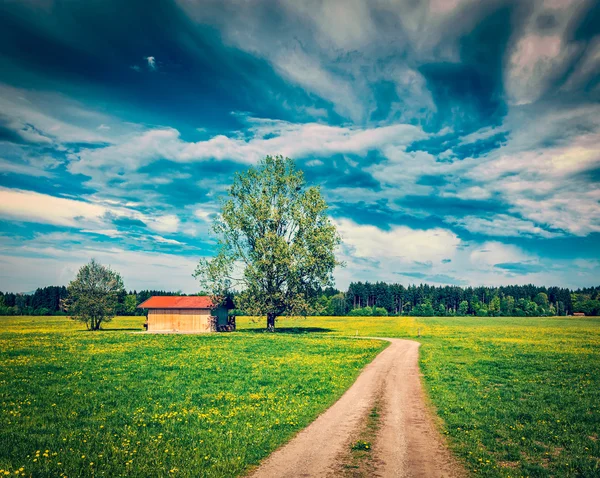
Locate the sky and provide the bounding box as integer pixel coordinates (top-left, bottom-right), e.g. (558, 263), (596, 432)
(0, 0), (599, 293)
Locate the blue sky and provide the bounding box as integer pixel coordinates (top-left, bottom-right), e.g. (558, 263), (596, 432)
(0, 0), (599, 293)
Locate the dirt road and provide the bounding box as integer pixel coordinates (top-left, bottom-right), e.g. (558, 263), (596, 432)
(249, 338), (464, 478)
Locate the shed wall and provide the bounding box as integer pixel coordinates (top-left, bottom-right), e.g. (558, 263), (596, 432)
(214, 306), (229, 326)
(147, 308), (212, 332)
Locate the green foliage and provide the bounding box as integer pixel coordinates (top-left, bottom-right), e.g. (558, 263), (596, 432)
(572, 293), (600, 316)
(347, 306), (387, 317)
(348, 307), (373, 317)
(0, 287), (67, 316)
(194, 156), (341, 330)
(123, 294), (137, 315)
(372, 307), (388, 317)
(66, 259), (125, 331)
(343, 282), (600, 318)
(413, 299), (435, 317)
(4, 284), (598, 319)
(330, 293), (349, 316)
(500, 296), (514, 316)
(488, 296), (500, 316)
(351, 440), (371, 451)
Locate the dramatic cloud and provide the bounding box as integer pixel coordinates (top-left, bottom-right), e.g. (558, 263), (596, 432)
(0, 0), (598, 291)
(67, 118), (426, 190)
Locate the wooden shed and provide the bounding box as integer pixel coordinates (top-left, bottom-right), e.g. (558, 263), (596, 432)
(137, 296), (233, 333)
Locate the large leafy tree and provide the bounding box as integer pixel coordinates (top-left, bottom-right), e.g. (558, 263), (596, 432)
(194, 155), (341, 331)
(66, 259), (125, 330)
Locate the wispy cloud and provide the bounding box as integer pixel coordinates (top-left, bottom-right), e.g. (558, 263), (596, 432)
(0, 0), (599, 291)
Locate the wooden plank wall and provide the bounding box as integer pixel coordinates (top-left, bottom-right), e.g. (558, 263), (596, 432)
(147, 308), (212, 332)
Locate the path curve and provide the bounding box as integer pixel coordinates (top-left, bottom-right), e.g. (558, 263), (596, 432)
(249, 338), (465, 478)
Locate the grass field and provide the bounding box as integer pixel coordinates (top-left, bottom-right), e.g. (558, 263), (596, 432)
(1, 315), (599, 477)
(244, 315), (600, 477)
(0, 316), (385, 477)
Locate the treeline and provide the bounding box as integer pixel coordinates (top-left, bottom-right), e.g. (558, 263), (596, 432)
(0, 288), (186, 316)
(0, 286), (68, 316)
(311, 283), (600, 317)
(2, 283), (599, 317)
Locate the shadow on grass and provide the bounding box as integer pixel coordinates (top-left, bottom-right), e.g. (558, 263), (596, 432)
(77, 328), (143, 332)
(243, 327), (334, 335)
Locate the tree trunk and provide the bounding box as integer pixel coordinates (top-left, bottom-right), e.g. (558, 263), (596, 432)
(266, 313), (276, 332)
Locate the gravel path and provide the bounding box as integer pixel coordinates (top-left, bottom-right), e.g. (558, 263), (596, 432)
(249, 338), (465, 478)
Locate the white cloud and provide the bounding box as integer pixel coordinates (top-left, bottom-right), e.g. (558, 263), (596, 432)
(194, 208), (214, 221)
(0, 188), (108, 227)
(0, 245), (200, 293)
(0, 84), (114, 145)
(0, 188), (181, 235)
(511, 190), (600, 236)
(443, 186), (492, 201)
(151, 235), (184, 245)
(182, 118), (425, 163)
(329, 219), (587, 289)
(506, 35), (566, 105)
(457, 125), (508, 146)
(460, 127), (600, 236)
(81, 229), (123, 238)
(366, 148), (442, 195)
(429, 0), (467, 14)
(273, 49), (364, 121)
(175, 0), (449, 121)
(145, 56), (156, 70)
(561, 37), (600, 92)
(69, 117), (426, 187)
(469, 241), (528, 267)
(447, 214), (561, 238)
(146, 214), (180, 233)
(504, 0), (583, 106)
(334, 218), (460, 264)
(0, 158), (54, 178)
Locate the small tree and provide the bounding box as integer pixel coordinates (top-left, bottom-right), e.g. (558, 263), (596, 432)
(66, 259), (125, 330)
(194, 155), (341, 331)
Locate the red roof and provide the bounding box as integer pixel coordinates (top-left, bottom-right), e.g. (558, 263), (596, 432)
(137, 296), (216, 309)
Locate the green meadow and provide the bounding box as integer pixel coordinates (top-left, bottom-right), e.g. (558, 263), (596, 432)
(1, 315), (599, 477)
(246, 315), (600, 477)
(0, 316), (385, 477)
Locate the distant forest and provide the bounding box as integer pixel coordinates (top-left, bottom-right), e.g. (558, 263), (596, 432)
(1, 283), (599, 317)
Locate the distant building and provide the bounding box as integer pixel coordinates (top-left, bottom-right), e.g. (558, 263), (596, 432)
(137, 296), (233, 333)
